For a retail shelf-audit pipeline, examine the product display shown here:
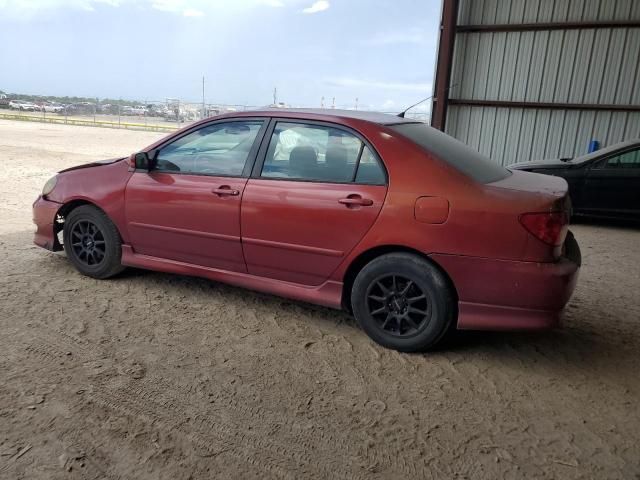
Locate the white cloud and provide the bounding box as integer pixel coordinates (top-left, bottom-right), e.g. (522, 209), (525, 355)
(183, 7), (203, 16)
(151, 0), (183, 13)
(0, 0), (102, 15)
(0, 0), (295, 18)
(302, 0), (328, 14)
(326, 77), (432, 93)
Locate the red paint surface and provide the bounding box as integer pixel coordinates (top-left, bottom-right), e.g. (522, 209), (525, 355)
(241, 179), (386, 285)
(34, 109), (580, 330)
(125, 172), (248, 272)
(32, 197), (61, 250)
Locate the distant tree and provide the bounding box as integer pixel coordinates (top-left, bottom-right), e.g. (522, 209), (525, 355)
(2, 91), (161, 107)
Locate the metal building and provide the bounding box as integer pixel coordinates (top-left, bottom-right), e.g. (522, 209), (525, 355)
(431, 0), (640, 166)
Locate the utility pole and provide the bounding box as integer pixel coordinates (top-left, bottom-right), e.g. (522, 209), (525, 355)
(331, 97), (335, 109)
(355, 97), (358, 110)
(202, 76), (206, 119)
(321, 96), (325, 108)
(273, 87), (277, 106)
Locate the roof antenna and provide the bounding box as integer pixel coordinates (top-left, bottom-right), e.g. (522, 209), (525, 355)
(397, 83), (458, 118)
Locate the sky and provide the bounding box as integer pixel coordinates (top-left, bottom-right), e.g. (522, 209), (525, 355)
(0, 0), (441, 113)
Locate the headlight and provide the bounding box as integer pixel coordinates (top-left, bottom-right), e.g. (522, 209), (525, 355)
(42, 176), (57, 196)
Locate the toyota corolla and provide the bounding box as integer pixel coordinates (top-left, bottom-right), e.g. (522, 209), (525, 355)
(33, 109), (581, 352)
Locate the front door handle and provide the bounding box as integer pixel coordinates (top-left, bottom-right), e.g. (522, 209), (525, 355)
(338, 195), (374, 207)
(212, 186), (240, 196)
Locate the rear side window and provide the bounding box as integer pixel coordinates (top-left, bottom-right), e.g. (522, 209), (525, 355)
(261, 122), (386, 184)
(390, 123), (510, 183)
(355, 146), (386, 184)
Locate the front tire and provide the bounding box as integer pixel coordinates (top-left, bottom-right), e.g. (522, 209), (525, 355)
(63, 205), (125, 279)
(351, 253), (455, 352)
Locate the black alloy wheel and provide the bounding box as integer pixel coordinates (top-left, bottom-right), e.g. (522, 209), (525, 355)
(62, 205), (125, 279)
(69, 219), (106, 267)
(365, 274), (431, 337)
(351, 253), (455, 352)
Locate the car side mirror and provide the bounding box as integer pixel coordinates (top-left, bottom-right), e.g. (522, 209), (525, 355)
(134, 152), (150, 170)
(131, 150), (157, 171)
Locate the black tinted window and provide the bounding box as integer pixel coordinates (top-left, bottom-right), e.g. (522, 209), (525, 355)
(355, 146), (386, 184)
(390, 123), (510, 183)
(155, 120), (263, 176)
(598, 148), (640, 169)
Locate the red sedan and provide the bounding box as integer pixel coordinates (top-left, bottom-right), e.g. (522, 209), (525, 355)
(33, 109), (580, 352)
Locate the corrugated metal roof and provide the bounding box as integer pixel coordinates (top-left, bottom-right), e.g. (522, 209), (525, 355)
(458, 0), (640, 25)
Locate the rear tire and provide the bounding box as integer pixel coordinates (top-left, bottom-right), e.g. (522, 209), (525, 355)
(351, 253), (455, 352)
(63, 205), (125, 279)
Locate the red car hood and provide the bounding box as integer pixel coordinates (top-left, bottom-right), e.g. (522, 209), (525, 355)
(59, 157), (125, 174)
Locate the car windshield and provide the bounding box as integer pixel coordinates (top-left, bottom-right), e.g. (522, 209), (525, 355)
(390, 123), (510, 184)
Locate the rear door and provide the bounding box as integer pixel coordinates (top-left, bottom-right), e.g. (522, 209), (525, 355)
(125, 118), (267, 272)
(241, 120), (387, 286)
(583, 147), (640, 217)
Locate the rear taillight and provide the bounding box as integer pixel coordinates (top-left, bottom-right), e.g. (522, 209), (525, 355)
(519, 212), (568, 246)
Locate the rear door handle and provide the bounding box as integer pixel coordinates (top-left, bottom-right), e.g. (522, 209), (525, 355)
(212, 186), (240, 196)
(338, 196), (374, 207)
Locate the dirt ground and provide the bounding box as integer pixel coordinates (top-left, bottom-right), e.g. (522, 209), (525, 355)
(1, 119), (639, 479)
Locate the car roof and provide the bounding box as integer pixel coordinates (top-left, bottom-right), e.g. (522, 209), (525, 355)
(573, 139), (640, 163)
(226, 108), (420, 126)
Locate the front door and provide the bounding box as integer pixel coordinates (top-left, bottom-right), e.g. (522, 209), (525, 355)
(241, 120), (388, 285)
(125, 119), (267, 272)
(583, 147), (640, 218)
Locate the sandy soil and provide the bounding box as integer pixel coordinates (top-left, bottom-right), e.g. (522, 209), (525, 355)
(1, 119), (639, 479)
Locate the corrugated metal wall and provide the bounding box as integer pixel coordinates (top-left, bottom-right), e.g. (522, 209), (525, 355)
(444, 0), (640, 165)
(446, 107), (640, 165)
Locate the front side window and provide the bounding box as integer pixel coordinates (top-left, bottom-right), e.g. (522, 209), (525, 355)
(154, 120), (263, 176)
(261, 122), (384, 184)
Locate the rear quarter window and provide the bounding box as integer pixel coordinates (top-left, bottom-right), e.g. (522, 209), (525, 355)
(389, 123), (510, 184)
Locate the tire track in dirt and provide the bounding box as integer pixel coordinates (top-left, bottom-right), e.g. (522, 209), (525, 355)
(1, 363), (121, 480)
(14, 324), (394, 479)
(19, 339), (344, 479)
(25, 318), (453, 479)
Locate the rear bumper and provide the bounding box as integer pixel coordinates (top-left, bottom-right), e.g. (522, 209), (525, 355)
(432, 245), (580, 331)
(33, 196), (62, 251)
(456, 301), (566, 331)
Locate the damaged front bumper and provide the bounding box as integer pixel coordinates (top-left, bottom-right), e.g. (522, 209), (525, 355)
(33, 196), (63, 251)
